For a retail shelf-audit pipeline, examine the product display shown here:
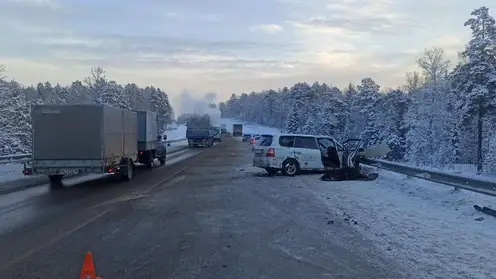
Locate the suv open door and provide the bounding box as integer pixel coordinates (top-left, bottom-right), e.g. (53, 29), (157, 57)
(321, 138), (379, 181)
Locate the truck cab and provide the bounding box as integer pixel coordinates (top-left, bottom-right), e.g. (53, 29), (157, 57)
(212, 127), (222, 142)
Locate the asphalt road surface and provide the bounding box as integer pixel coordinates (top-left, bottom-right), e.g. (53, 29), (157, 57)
(0, 141), (190, 195)
(0, 137), (411, 279)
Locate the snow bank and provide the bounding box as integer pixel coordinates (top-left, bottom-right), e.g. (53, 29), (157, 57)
(296, 169), (496, 279)
(165, 118), (281, 138)
(220, 118), (283, 135)
(0, 163), (38, 183)
(163, 124), (187, 141)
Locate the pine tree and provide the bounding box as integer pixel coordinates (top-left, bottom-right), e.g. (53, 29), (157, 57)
(453, 6), (496, 173)
(356, 78), (381, 147)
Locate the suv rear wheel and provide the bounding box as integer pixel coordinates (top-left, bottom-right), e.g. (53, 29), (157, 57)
(282, 159), (300, 176)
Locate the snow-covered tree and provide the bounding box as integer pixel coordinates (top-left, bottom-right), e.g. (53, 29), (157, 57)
(0, 73), (31, 154)
(356, 78), (381, 147)
(97, 80), (128, 109)
(148, 86), (173, 133)
(452, 6), (496, 173)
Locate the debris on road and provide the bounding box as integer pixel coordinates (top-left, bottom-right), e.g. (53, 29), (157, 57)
(474, 205), (496, 218)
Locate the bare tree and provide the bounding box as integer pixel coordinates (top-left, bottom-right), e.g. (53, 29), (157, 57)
(417, 47), (450, 83)
(404, 71), (423, 93)
(83, 67), (107, 103)
(84, 67), (106, 88)
(0, 65), (6, 81)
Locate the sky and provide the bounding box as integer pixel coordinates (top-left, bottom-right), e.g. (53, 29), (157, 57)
(0, 0), (495, 103)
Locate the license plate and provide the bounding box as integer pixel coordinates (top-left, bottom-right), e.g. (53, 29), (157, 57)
(255, 150), (262, 155)
(49, 168), (79, 174)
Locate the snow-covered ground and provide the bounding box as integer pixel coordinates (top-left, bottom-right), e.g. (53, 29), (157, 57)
(220, 118), (283, 135)
(0, 163), (31, 184)
(166, 118), (282, 137)
(413, 162), (496, 181)
(0, 140), (190, 184)
(305, 169), (496, 279)
(163, 124), (187, 141)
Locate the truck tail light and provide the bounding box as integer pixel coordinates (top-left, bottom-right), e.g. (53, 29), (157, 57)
(23, 168), (33, 175)
(266, 148), (275, 157)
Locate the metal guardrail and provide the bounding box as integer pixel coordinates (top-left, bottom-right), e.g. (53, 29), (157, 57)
(0, 138), (187, 164)
(362, 158), (496, 197)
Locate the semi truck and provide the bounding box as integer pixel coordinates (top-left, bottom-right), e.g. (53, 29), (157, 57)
(23, 104), (166, 189)
(232, 124), (243, 137)
(186, 114), (214, 147)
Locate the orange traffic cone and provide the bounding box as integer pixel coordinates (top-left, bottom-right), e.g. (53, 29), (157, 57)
(80, 252), (101, 279)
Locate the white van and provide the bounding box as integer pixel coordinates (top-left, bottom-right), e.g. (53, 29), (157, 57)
(252, 133), (347, 176)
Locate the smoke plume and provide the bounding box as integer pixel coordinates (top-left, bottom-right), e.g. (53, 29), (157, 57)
(173, 90), (222, 125)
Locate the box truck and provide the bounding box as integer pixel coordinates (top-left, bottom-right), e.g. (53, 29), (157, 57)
(23, 104), (166, 189)
(232, 124), (243, 137)
(186, 114), (214, 147)
(135, 110), (167, 167)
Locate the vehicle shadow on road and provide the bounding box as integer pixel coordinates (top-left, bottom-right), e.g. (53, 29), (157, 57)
(251, 170), (325, 178)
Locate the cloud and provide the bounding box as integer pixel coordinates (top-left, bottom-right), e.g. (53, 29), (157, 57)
(1, 0), (496, 102)
(6, 0), (60, 9)
(249, 24), (284, 33)
(290, 0), (417, 36)
(21, 31), (303, 73)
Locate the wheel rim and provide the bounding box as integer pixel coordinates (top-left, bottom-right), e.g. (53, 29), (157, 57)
(285, 163), (296, 174)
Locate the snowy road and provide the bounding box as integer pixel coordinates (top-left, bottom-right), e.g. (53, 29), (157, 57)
(0, 136), (409, 279)
(0, 144), (204, 237)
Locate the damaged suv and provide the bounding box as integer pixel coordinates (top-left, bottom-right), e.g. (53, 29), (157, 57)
(252, 133), (380, 180)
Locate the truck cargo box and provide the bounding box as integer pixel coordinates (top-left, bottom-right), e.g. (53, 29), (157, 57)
(135, 110), (159, 151)
(232, 124), (243, 137)
(186, 128), (212, 139)
(31, 104), (137, 161)
(186, 114), (211, 129)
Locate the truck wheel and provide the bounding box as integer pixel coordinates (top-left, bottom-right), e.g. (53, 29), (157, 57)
(120, 159), (134, 181)
(145, 153), (154, 169)
(48, 175), (64, 190)
(159, 156), (166, 165)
